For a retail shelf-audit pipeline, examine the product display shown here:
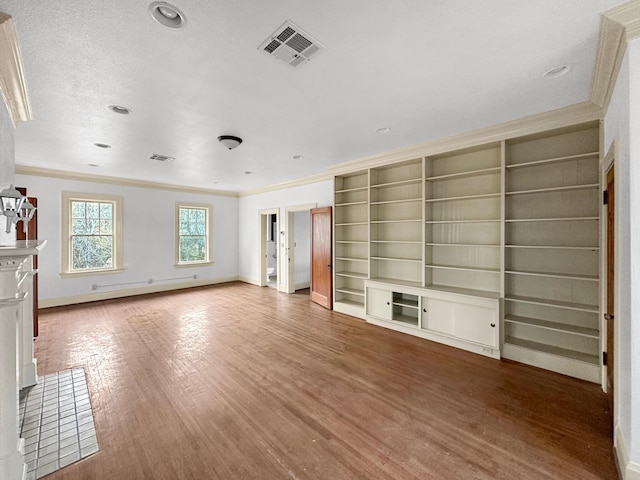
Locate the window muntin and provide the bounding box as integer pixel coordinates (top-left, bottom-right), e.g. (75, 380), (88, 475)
(61, 192), (122, 276)
(176, 204), (211, 265)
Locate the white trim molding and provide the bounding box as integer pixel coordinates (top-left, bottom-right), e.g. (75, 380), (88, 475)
(239, 171), (332, 197)
(0, 12), (32, 126)
(327, 102), (601, 176)
(616, 424), (640, 480)
(39, 276), (239, 308)
(16, 165), (239, 197)
(591, 0), (640, 110)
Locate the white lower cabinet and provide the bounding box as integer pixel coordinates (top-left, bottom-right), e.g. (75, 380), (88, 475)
(365, 280), (500, 359)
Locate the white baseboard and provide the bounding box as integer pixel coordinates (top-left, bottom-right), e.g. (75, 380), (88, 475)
(238, 276), (260, 286)
(39, 276), (239, 308)
(616, 423), (640, 479)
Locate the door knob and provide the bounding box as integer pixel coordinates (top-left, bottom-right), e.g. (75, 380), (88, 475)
(604, 313), (614, 320)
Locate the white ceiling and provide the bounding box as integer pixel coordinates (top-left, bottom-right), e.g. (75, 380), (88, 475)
(2, 0), (624, 192)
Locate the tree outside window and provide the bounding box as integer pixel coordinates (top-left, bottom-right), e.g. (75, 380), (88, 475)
(61, 192), (123, 276)
(176, 204), (211, 265)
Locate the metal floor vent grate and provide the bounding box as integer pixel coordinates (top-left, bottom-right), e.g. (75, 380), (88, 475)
(149, 154), (175, 163)
(259, 20), (324, 68)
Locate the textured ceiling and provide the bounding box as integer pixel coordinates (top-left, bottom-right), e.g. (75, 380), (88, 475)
(2, 0), (624, 192)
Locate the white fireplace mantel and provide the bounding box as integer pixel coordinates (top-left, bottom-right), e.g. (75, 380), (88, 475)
(0, 240), (45, 480)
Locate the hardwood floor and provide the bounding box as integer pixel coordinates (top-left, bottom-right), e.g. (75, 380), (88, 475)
(35, 282), (617, 480)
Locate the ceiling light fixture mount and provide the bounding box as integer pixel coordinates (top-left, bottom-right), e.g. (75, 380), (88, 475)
(149, 2), (186, 29)
(542, 64), (572, 79)
(109, 105), (131, 115)
(218, 135), (243, 150)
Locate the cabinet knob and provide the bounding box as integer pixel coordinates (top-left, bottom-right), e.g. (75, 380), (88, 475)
(423, 308), (427, 313)
(386, 302), (390, 305)
(490, 323), (496, 328)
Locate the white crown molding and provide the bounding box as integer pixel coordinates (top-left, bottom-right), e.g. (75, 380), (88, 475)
(0, 12), (32, 126)
(591, 0), (640, 111)
(327, 101), (601, 176)
(15, 165), (239, 197)
(238, 170), (333, 197)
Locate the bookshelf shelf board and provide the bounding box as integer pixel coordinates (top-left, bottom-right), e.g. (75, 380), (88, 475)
(371, 277), (422, 288)
(506, 184), (599, 196)
(505, 245), (599, 250)
(371, 256), (422, 263)
(336, 240), (368, 244)
(425, 193), (500, 203)
(426, 166), (501, 182)
(393, 314), (419, 326)
(371, 219), (422, 224)
(426, 264), (499, 273)
(335, 222), (368, 226)
(335, 257), (368, 263)
(335, 298), (365, 308)
(505, 336), (599, 365)
(505, 217), (599, 223)
(335, 186), (368, 194)
(505, 270), (598, 281)
(336, 287), (365, 297)
(335, 201), (368, 207)
(506, 152), (599, 170)
(426, 243), (500, 248)
(392, 299), (419, 309)
(504, 315), (599, 338)
(371, 178), (422, 189)
(371, 198), (422, 205)
(371, 240), (422, 244)
(425, 284), (500, 299)
(426, 219), (500, 224)
(505, 295), (598, 313)
(335, 271), (368, 279)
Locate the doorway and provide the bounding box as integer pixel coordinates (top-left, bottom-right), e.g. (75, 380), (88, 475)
(285, 203), (316, 294)
(310, 206), (333, 309)
(258, 208), (279, 288)
(605, 161), (615, 420)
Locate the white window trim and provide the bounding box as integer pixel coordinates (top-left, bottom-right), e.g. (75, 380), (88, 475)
(60, 191), (123, 277)
(175, 202), (213, 267)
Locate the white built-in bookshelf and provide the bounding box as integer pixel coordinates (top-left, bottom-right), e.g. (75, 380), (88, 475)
(333, 122), (601, 382)
(334, 171), (369, 317)
(502, 124), (600, 382)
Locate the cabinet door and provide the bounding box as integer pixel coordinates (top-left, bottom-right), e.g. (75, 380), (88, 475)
(421, 297), (455, 335)
(366, 288), (392, 320)
(453, 303), (498, 348)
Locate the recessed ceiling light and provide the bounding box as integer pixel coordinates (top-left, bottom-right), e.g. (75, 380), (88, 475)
(93, 143), (111, 149)
(149, 2), (186, 29)
(292, 155), (304, 160)
(244, 171), (253, 175)
(88, 164), (99, 167)
(542, 64), (572, 79)
(109, 105), (131, 115)
(376, 127), (391, 133)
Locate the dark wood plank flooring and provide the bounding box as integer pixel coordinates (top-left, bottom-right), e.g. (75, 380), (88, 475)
(35, 282), (617, 479)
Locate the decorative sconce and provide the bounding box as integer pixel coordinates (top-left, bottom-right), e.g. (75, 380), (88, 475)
(0, 185), (36, 234)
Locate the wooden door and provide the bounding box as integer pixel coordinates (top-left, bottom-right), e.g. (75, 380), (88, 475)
(16, 189), (39, 337)
(310, 207), (332, 309)
(605, 165), (615, 417)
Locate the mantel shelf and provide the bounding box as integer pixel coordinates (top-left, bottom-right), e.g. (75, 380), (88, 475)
(0, 239), (47, 257)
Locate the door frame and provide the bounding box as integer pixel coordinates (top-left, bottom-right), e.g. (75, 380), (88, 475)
(258, 208), (279, 288)
(284, 203), (316, 293)
(601, 141), (616, 417)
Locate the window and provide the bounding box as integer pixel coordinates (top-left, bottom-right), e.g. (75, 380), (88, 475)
(175, 203), (212, 265)
(61, 192), (123, 276)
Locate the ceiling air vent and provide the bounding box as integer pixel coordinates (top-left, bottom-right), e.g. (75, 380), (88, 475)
(149, 153), (175, 163)
(259, 20), (325, 68)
